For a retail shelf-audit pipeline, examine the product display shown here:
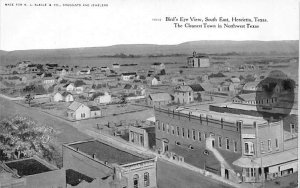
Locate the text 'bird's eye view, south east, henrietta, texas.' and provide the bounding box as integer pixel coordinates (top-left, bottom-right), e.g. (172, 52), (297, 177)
(0, 0), (299, 188)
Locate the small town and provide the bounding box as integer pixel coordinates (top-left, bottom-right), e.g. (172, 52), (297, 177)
(0, 46), (298, 188)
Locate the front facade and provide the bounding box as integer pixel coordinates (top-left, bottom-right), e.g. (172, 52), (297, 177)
(94, 92), (112, 104)
(154, 106), (243, 181)
(233, 118), (298, 183)
(129, 126), (155, 150)
(63, 140), (157, 188)
(67, 101), (91, 120)
(173, 85), (194, 104)
(53, 92), (64, 102)
(147, 93), (172, 107)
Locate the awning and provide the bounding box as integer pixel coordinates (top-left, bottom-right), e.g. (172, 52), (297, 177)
(233, 148), (298, 168)
(280, 161), (298, 171)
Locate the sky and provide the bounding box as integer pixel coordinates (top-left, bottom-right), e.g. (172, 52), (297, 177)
(0, 0), (299, 51)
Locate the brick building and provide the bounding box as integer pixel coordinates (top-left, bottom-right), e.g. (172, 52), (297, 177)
(154, 100), (298, 183)
(63, 139), (157, 188)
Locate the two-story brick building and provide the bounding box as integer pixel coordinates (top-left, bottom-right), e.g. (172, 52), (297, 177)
(63, 139), (157, 188)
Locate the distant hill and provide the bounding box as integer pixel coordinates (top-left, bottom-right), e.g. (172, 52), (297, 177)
(0, 40), (298, 65)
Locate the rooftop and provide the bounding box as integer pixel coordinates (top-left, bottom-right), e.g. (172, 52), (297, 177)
(5, 158), (53, 176)
(67, 140), (150, 165)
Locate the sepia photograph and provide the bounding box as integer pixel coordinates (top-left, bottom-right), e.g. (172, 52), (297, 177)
(0, 0), (299, 187)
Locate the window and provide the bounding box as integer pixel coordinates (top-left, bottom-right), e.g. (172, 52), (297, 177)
(236, 121), (242, 131)
(221, 118), (224, 129)
(226, 138), (230, 150)
(81, 113), (85, 118)
(260, 142), (264, 153)
(187, 129), (190, 139)
(177, 127), (180, 136)
(162, 123), (165, 131)
(205, 133), (208, 139)
(268, 139), (272, 151)
(157, 121), (161, 130)
(176, 141), (181, 146)
(198, 132), (201, 141)
(166, 124), (170, 133)
(133, 174), (139, 188)
(275, 139), (279, 149)
(218, 136), (222, 148)
(192, 130), (196, 140)
(171, 126), (175, 135)
(234, 141), (237, 152)
(144, 172), (150, 187)
(130, 131), (134, 142)
(290, 124), (295, 134)
(182, 128), (185, 137)
(244, 142), (254, 155)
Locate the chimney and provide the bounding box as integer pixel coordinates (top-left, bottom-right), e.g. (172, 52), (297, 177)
(92, 154), (96, 159)
(76, 147), (79, 151)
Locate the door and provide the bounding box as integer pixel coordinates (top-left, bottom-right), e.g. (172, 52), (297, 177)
(212, 140), (215, 148)
(225, 169), (229, 179)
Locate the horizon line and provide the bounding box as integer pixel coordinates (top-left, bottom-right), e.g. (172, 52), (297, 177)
(1, 39), (298, 52)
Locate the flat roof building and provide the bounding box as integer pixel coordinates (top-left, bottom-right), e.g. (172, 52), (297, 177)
(63, 139), (157, 188)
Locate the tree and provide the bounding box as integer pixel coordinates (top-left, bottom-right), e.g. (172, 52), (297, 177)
(25, 94), (34, 106)
(74, 80), (86, 87)
(0, 115), (58, 164)
(179, 70), (183, 74)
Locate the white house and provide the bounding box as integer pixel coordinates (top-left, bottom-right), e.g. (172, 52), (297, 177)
(53, 92), (64, 102)
(43, 77), (55, 85)
(62, 92), (74, 102)
(77, 69), (91, 75)
(174, 85), (194, 104)
(66, 83), (75, 92)
(94, 92), (112, 104)
(150, 77), (160, 86)
(53, 91), (74, 102)
(57, 69), (68, 77)
(151, 62), (165, 70)
(66, 101), (90, 120)
(112, 63), (120, 69)
(100, 67), (109, 71)
(121, 72), (137, 81)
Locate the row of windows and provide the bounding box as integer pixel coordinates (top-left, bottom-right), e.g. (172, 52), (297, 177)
(244, 138), (280, 156)
(233, 97), (277, 105)
(133, 172), (150, 188)
(157, 121), (238, 152)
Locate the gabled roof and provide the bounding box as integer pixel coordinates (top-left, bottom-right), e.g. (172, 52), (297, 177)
(243, 81), (260, 91)
(124, 84), (132, 89)
(188, 84), (204, 92)
(174, 85), (192, 92)
(230, 77), (240, 83)
(62, 92), (72, 97)
(122, 72), (137, 76)
(68, 101), (86, 111)
(149, 93), (171, 102)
